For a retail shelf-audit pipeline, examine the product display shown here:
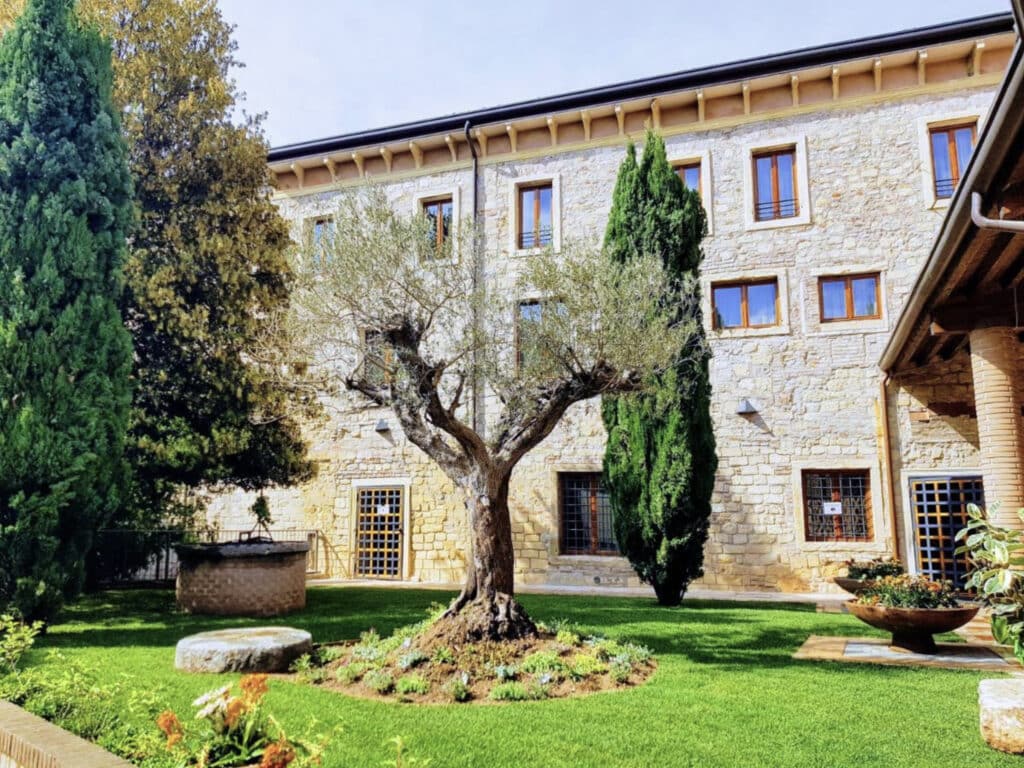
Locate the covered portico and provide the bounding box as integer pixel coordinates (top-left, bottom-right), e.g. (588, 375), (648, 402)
(881, 0), (1024, 531)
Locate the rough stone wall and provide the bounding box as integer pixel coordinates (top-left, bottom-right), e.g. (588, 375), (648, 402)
(206, 84), (997, 593)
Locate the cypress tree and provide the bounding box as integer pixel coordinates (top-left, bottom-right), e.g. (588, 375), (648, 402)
(602, 130), (717, 606)
(0, 0), (133, 620)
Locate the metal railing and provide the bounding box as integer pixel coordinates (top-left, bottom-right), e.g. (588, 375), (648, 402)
(755, 198), (798, 221)
(91, 528), (324, 586)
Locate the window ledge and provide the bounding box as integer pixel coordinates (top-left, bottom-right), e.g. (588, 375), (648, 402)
(744, 213), (811, 232)
(712, 325), (790, 339)
(551, 554), (626, 564)
(812, 319), (888, 336)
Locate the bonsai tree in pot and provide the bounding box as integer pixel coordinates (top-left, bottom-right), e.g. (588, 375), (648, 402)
(847, 574), (978, 653)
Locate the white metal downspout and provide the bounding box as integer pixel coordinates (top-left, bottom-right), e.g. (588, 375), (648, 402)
(971, 191), (1024, 233)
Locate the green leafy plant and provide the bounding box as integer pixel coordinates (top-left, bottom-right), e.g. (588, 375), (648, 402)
(448, 674), (471, 703)
(569, 653), (607, 680)
(521, 651), (567, 677)
(491, 664), (518, 682)
(431, 646), (455, 664)
(397, 649), (428, 671)
(365, 670), (394, 694)
(489, 681), (548, 702)
(855, 575), (959, 609)
(396, 674), (430, 696)
(844, 558), (904, 581)
(0, 614), (43, 675)
(336, 662), (369, 684)
(956, 503), (1024, 663)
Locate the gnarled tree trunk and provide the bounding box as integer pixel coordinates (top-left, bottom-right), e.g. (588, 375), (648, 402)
(423, 467), (538, 646)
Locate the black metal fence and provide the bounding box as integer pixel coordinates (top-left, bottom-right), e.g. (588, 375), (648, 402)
(90, 528), (323, 587)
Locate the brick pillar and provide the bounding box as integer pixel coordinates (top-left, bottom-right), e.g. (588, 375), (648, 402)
(970, 326), (1024, 527)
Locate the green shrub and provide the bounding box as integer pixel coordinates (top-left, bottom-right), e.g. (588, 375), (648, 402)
(432, 646), (455, 664)
(856, 575), (959, 609)
(569, 653), (607, 680)
(290, 653), (327, 684)
(365, 670), (394, 694)
(555, 629), (582, 647)
(397, 649), (428, 671)
(0, 614), (43, 675)
(610, 658), (632, 684)
(489, 682), (540, 701)
(591, 639), (652, 665)
(521, 651), (566, 676)
(315, 644), (345, 664)
(492, 664), (517, 682)
(335, 662), (369, 685)
(448, 675), (471, 703)
(396, 674), (430, 695)
(957, 503), (1024, 663)
(845, 558), (904, 581)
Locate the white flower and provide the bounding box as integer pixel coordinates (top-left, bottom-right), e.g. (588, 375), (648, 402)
(192, 684), (232, 708)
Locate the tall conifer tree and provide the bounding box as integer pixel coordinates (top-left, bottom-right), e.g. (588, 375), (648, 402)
(602, 131), (717, 606)
(0, 0), (133, 619)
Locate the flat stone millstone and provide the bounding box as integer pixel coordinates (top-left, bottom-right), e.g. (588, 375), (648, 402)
(175, 627), (313, 673)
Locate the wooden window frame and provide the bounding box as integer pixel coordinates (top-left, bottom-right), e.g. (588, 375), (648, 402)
(817, 272), (882, 323)
(421, 196), (453, 256)
(711, 278), (780, 330)
(802, 469), (873, 543)
(928, 121), (977, 200)
(517, 182), (552, 250)
(752, 147), (798, 221)
(558, 472), (618, 556)
(674, 160), (702, 196)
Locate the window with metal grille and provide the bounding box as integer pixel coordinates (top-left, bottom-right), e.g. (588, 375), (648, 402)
(912, 476), (983, 589)
(802, 470), (872, 542)
(753, 147), (798, 221)
(818, 273), (881, 322)
(559, 473), (618, 555)
(929, 122), (976, 199)
(421, 197), (453, 257)
(355, 487), (403, 578)
(517, 182), (552, 249)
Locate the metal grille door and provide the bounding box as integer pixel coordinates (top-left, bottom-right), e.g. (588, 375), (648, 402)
(912, 476), (984, 588)
(355, 487), (403, 579)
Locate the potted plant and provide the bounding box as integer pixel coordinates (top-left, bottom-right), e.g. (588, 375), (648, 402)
(846, 574), (979, 653)
(833, 557), (904, 594)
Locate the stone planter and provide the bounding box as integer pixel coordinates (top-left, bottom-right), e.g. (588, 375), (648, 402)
(833, 576), (878, 595)
(175, 541), (309, 617)
(846, 600), (980, 654)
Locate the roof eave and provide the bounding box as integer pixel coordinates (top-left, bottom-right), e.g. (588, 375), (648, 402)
(268, 12), (1013, 164)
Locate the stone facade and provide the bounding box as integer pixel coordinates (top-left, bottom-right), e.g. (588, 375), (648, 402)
(206, 50), (1008, 594)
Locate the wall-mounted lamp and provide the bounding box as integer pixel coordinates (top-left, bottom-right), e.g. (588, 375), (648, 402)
(736, 399), (759, 415)
(374, 418), (391, 433)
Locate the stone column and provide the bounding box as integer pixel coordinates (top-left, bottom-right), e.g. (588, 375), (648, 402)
(970, 326), (1024, 528)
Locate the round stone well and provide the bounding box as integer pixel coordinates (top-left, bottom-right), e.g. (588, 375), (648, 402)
(174, 540), (309, 617)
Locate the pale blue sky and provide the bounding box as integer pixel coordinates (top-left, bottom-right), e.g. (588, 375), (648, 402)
(215, 0), (1009, 149)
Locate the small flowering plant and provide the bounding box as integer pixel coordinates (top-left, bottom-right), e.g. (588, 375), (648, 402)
(156, 674), (322, 767)
(855, 574), (960, 609)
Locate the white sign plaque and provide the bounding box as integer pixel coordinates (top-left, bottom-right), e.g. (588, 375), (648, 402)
(822, 502), (843, 516)
(377, 504), (391, 516)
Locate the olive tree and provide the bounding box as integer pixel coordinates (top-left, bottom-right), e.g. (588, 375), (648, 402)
(279, 190), (700, 643)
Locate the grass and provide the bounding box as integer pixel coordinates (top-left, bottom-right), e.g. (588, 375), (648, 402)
(21, 586), (1021, 767)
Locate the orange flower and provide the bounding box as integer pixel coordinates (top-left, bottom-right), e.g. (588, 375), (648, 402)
(260, 739), (297, 768)
(156, 710), (184, 750)
(225, 696), (247, 729)
(241, 673), (270, 703)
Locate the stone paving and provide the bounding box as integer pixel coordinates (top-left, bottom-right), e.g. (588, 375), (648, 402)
(794, 635), (1020, 673)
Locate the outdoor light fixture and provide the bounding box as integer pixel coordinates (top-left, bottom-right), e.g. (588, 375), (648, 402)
(736, 399), (759, 415)
(374, 419), (391, 433)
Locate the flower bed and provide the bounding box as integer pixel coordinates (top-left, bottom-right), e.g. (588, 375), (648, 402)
(288, 607), (656, 704)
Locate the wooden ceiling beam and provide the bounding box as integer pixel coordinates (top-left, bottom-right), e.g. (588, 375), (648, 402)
(931, 288), (1024, 333)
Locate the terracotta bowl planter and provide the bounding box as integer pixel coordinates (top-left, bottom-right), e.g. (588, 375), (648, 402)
(833, 577), (877, 595)
(846, 600), (980, 654)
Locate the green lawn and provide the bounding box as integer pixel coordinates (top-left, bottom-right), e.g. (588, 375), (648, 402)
(23, 587), (1021, 767)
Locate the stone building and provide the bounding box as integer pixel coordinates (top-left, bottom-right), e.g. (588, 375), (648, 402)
(205, 12), (1021, 594)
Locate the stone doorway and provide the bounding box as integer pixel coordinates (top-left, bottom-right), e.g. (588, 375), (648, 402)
(911, 475), (984, 588)
(354, 486), (404, 579)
